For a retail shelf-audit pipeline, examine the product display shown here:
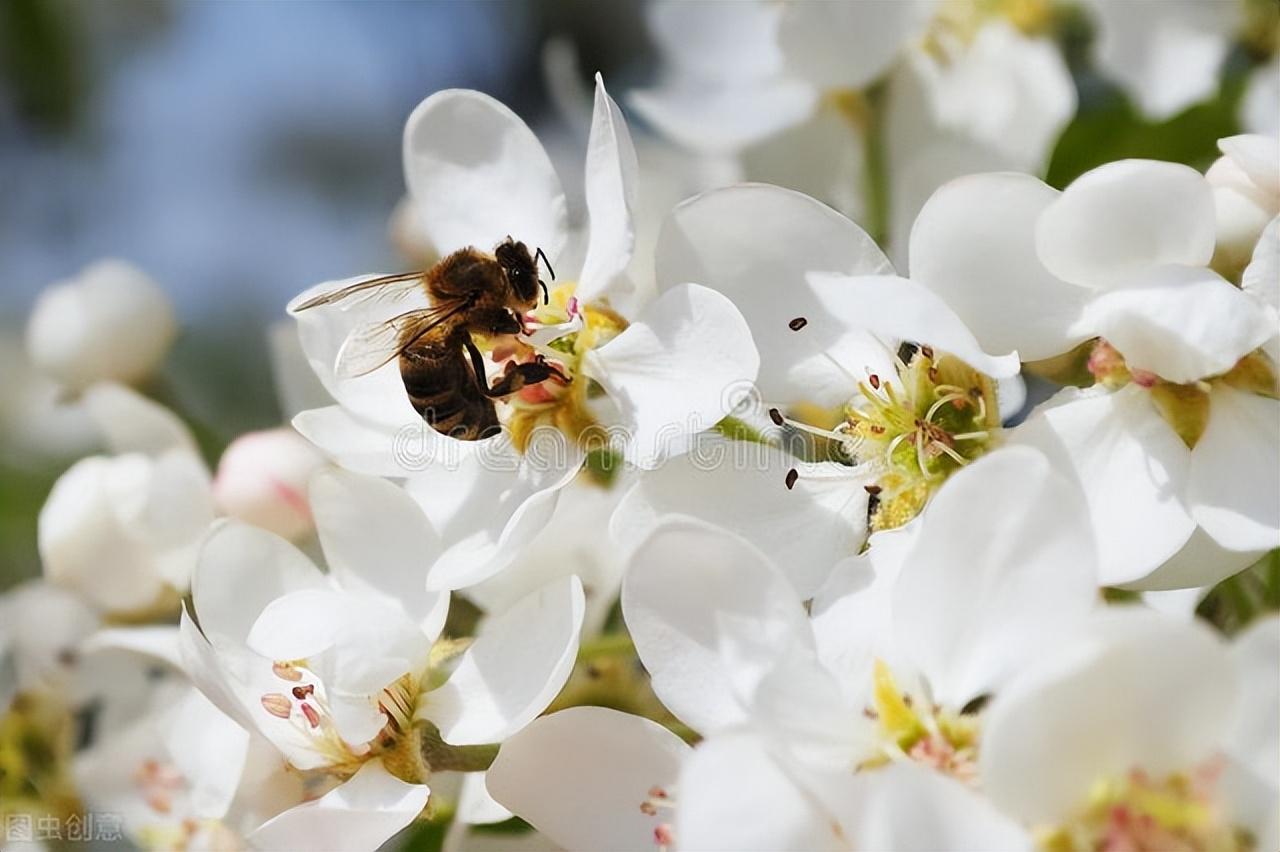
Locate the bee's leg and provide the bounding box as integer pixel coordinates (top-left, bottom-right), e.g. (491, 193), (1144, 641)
(465, 341), (568, 398)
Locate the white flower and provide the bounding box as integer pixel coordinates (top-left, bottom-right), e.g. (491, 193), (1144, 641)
(290, 77), (757, 589)
(179, 468), (584, 849)
(0, 580), (99, 712)
(910, 159), (1279, 587)
(25, 259), (177, 393)
(1084, 0), (1239, 121)
(38, 384), (214, 615)
(980, 610), (1278, 852)
(1207, 134), (1280, 279)
(72, 629), (305, 848)
(614, 183), (1018, 595)
(603, 446), (1094, 847)
(212, 427), (328, 541)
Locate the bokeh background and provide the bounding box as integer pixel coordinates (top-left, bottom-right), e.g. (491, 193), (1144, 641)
(0, 0), (1268, 590)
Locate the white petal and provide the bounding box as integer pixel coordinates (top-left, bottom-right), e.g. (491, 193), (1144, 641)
(292, 405), (425, 478)
(1011, 385), (1196, 586)
(192, 520), (325, 646)
(740, 106), (865, 221)
(677, 732), (843, 852)
(81, 625), (184, 671)
(268, 320), (333, 419)
(835, 763), (1032, 852)
(83, 382), (197, 456)
(1226, 615), (1280, 788)
(808, 273), (1021, 378)
(402, 89), (567, 262)
(630, 78), (818, 154)
(1242, 216), (1280, 363)
(1241, 58), (1280, 135)
(1138, 526), (1265, 592)
(1075, 265), (1274, 383)
(621, 517), (811, 734)
(1188, 387), (1280, 553)
(656, 184), (892, 406)
(612, 437), (866, 599)
(246, 760), (429, 851)
(425, 576), (584, 745)
(1036, 160), (1216, 288)
(909, 172), (1090, 361)
(584, 283), (760, 469)
(894, 446), (1098, 707)
(776, 0), (934, 89)
(165, 687), (253, 820)
(980, 610), (1234, 824)
(1090, 0), (1233, 121)
(1219, 134), (1280, 198)
(288, 275), (430, 431)
(486, 707), (689, 852)
(577, 75), (639, 303)
(646, 0), (786, 83)
(213, 428), (325, 542)
(310, 468), (446, 635)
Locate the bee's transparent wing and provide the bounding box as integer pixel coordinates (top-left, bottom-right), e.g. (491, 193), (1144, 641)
(334, 300), (469, 378)
(293, 271), (425, 312)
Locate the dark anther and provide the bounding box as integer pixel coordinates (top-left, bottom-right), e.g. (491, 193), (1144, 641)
(920, 345), (935, 359)
(535, 246), (556, 281)
(869, 373), (881, 390)
(291, 684), (315, 700)
(768, 408), (785, 426)
(864, 484), (882, 495)
(785, 468), (799, 490)
(788, 316), (808, 331)
(960, 694), (990, 716)
(897, 341), (919, 363)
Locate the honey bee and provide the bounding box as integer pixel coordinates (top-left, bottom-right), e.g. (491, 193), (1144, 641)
(293, 237), (568, 440)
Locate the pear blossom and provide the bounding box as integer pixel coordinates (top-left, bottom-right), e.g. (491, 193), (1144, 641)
(631, 0), (1074, 248)
(179, 467), (584, 849)
(910, 158), (1280, 588)
(38, 383), (214, 615)
(212, 426), (328, 541)
(1207, 134), (1280, 280)
(979, 610), (1279, 852)
(604, 446), (1095, 847)
(290, 76), (757, 590)
(614, 183), (1018, 596)
(25, 259), (177, 393)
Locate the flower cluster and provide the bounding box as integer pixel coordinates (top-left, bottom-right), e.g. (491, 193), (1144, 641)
(3, 2), (1278, 851)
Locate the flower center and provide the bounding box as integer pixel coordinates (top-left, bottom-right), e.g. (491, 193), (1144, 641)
(1036, 758), (1255, 852)
(858, 660), (981, 784)
(492, 281), (629, 457)
(775, 346), (1000, 532)
(1088, 339), (1278, 448)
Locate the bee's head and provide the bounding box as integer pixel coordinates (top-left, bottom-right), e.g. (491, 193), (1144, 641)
(495, 237), (552, 307)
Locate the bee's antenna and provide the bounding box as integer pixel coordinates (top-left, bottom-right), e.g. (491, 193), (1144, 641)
(539, 279), (550, 305)
(535, 247), (556, 281)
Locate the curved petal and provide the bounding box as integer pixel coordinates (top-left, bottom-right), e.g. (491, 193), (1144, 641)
(293, 406), (452, 479)
(1036, 160), (1216, 288)
(584, 283), (760, 469)
(980, 610), (1235, 824)
(834, 763), (1032, 851)
(776, 0), (934, 89)
(246, 760), (429, 851)
(646, 0), (786, 83)
(893, 446), (1098, 707)
(621, 517), (811, 734)
(192, 520), (325, 647)
(486, 707), (690, 852)
(310, 468), (446, 635)
(677, 732), (842, 852)
(424, 576), (584, 745)
(808, 273), (1021, 378)
(909, 172), (1090, 361)
(1242, 216), (1279, 363)
(83, 382), (197, 456)
(1138, 526), (1263, 592)
(1219, 134), (1280, 197)
(577, 75), (639, 304)
(630, 78), (819, 154)
(1075, 265), (1274, 383)
(1188, 387), (1280, 553)
(1225, 615), (1280, 788)
(611, 437), (867, 599)
(1011, 385), (1195, 586)
(402, 89), (567, 262)
(656, 183), (893, 406)
(288, 275), (430, 431)
(81, 625), (184, 671)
